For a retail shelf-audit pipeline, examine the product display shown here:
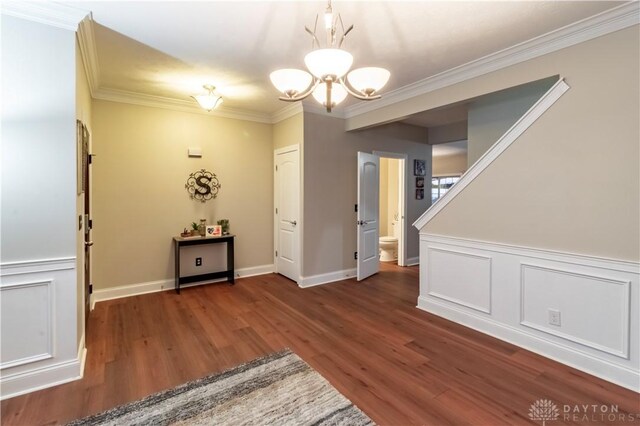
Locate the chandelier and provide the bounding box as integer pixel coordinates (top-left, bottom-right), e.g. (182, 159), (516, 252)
(192, 85), (223, 111)
(270, 1), (390, 113)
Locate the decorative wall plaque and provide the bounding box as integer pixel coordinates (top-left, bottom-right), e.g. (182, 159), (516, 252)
(185, 169), (221, 202)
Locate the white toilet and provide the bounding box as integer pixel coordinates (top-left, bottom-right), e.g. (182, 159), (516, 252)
(379, 221), (399, 262)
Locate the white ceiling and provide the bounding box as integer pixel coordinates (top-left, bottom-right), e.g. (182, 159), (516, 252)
(69, 1), (624, 116)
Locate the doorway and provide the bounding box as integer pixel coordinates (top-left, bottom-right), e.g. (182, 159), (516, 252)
(374, 151), (407, 267)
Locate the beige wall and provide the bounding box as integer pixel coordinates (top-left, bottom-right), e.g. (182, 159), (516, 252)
(379, 158), (400, 237)
(91, 100), (274, 289)
(303, 114), (431, 276)
(379, 158), (389, 236)
(467, 77), (556, 167)
(433, 153), (467, 177)
(273, 113), (303, 150)
(422, 26), (639, 262)
(76, 39), (92, 345)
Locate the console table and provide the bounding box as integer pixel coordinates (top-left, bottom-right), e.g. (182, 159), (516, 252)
(173, 234), (235, 294)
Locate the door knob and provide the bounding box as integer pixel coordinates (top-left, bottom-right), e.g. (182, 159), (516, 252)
(85, 241), (94, 247)
(284, 219), (297, 226)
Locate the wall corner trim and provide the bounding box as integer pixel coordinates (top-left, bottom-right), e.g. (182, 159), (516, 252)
(0, 1), (89, 31)
(77, 17), (100, 97)
(413, 78), (570, 231)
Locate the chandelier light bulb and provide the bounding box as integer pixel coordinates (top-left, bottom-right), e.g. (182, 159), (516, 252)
(312, 82), (347, 106)
(347, 67), (391, 95)
(324, 8), (333, 30)
(270, 69), (313, 97)
(304, 48), (353, 79)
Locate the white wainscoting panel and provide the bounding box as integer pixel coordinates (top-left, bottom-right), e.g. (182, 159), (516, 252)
(0, 280), (54, 369)
(427, 247), (491, 313)
(418, 234), (639, 391)
(0, 257), (82, 400)
(520, 264), (630, 359)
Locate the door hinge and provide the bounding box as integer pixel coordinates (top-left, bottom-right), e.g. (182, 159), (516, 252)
(354, 204), (358, 212)
(275, 250), (278, 257)
(88, 154), (94, 164)
(354, 251), (358, 260)
(275, 208), (278, 214)
(88, 219), (93, 229)
(89, 284), (93, 294)
(275, 165), (278, 171)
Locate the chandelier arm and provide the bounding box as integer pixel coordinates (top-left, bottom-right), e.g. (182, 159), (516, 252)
(338, 77), (382, 101)
(277, 78), (321, 102)
(305, 26), (321, 49)
(338, 25), (354, 48)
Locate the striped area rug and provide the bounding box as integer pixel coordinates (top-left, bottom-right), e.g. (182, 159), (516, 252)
(68, 350), (374, 426)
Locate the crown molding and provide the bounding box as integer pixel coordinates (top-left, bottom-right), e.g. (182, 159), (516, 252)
(270, 103), (303, 124)
(344, 1), (640, 119)
(93, 87), (273, 123)
(0, 1), (89, 31)
(77, 17), (100, 97)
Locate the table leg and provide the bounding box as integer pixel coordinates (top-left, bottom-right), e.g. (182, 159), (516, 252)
(227, 239), (235, 285)
(175, 240), (181, 294)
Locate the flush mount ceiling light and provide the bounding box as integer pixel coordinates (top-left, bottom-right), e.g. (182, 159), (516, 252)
(192, 85), (223, 111)
(270, 0), (390, 113)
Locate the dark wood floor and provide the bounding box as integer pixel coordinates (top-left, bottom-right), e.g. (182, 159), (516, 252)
(2, 263), (638, 425)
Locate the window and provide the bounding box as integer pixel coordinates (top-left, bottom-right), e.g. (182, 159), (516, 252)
(432, 176), (461, 203)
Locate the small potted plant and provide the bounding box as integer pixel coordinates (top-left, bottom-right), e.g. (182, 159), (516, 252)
(217, 219), (230, 235)
(190, 222), (200, 236)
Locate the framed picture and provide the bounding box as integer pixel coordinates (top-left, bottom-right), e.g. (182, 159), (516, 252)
(416, 188), (424, 200)
(416, 177), (424, 188)
(206, 225), (222, 237)
(414, 159), (426, 176)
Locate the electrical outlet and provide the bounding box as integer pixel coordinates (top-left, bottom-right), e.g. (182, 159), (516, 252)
(548, 309), (561, 326)
(195, 257), (202, 266)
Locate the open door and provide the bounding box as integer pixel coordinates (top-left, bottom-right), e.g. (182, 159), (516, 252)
(357, 152), (379, 281)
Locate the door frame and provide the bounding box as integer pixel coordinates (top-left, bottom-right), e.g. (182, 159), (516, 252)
(373, 150), (408, 267)
(273, 144), (302, 283)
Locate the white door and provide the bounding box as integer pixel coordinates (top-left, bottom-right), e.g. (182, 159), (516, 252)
(357, 152), (380, 281)
(275, 146), (300, 282)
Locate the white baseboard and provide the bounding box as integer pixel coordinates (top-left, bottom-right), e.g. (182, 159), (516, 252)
(406, 256), (420, 266)
(418, 296), (639, 392)
(298, 268), (357, 288)
(236, 264), (274, 278)
(0, 335), (86, 400)
(91, 264), (274, 307)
